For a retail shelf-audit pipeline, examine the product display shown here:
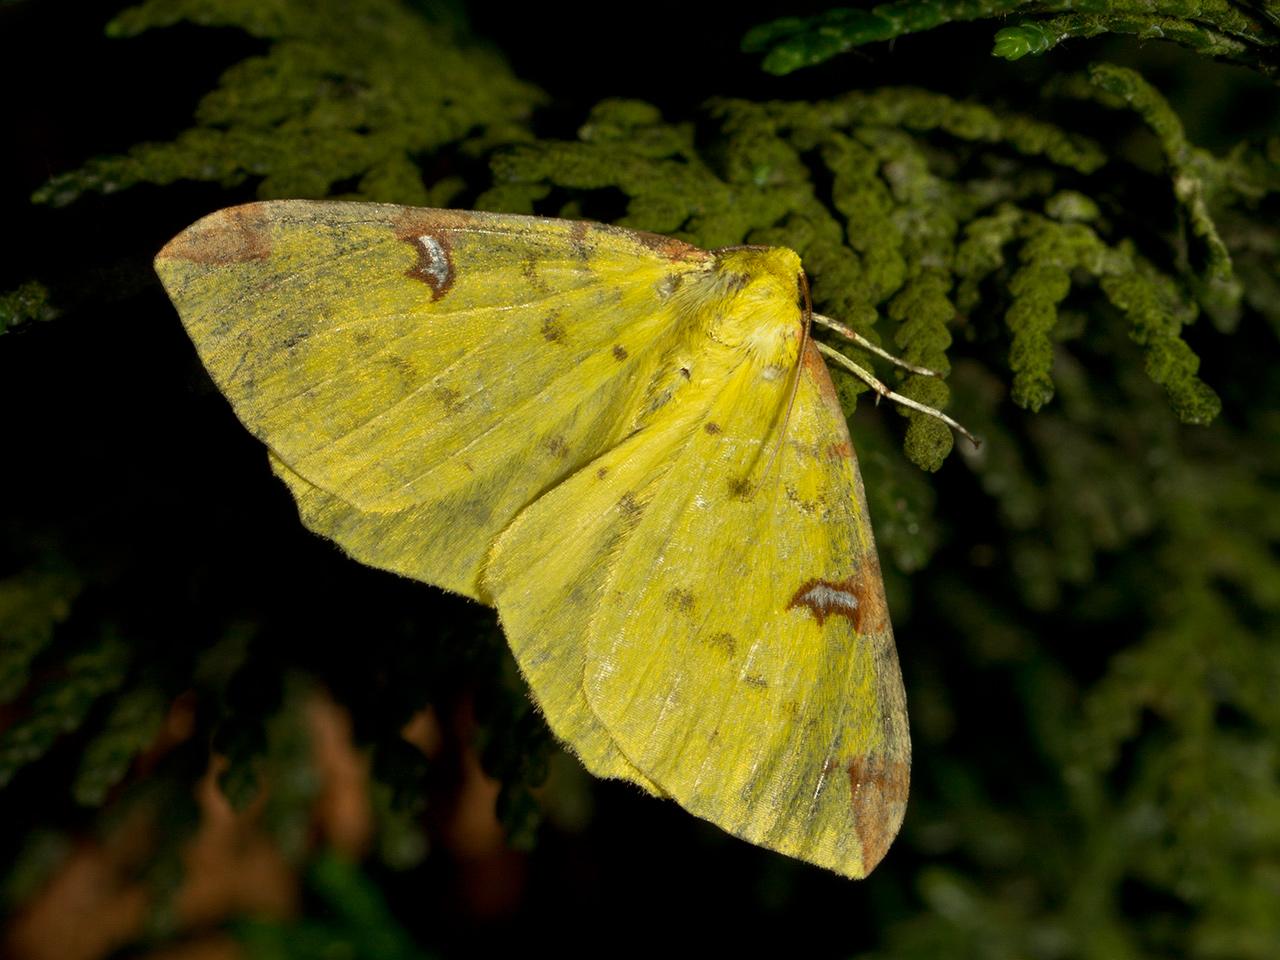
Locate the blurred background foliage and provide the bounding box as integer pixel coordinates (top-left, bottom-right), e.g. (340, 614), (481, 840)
(1, 0), (1277, 957)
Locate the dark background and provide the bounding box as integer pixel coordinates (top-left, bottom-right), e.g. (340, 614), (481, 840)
(1, 2), (1278, 958)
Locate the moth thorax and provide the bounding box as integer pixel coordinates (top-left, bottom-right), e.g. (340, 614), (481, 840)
(700, 247), (804, 366)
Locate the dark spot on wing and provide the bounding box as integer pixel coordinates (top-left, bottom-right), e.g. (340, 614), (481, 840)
(521, 256), (550, 293)
(591, 285), (625, 308)
(570, 220), (593, 260)
(643, 386), (676, 418)
(564, 582), (592, 609)
(433, 385), (464, 415)
(743, 674), (769, 689)
(707, 632), (737, 658)
(612, 344), (628, 361)
(704, 422), (722, 435)
(280, 330), (309, 351)
(542, 312), (565, 343)
(827, 440), (853, 460)
(722, 271), (751, 293)
(597, 466), (609, 480)
(727, 477), (753, 500)
(544, 435), (569, 459)
(380, 355), (417, 388)
(618, 493), (643, 521)
(666, 588), (695, 613)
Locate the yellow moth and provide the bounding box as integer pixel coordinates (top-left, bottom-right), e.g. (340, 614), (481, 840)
(156, 200), (959, 878)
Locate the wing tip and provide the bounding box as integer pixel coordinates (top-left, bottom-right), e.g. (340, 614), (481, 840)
(847, 752), (910, 876)
(154, 201), (279, 273)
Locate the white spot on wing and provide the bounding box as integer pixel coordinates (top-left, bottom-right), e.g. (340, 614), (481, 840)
(798, 583), (858, 615)
(812, 764), (830, 803)
(417, 234), (451, 288)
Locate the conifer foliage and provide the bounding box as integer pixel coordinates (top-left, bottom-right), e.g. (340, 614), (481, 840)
(1, 1), (1277, 956)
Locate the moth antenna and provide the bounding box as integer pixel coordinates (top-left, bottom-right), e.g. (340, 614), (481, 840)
(757, 270), (812, 488)
(814, 341), (981, 448)
(812, 312), (941, 377)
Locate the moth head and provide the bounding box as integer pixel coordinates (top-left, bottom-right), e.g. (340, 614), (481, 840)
(694, 246), (804, 365)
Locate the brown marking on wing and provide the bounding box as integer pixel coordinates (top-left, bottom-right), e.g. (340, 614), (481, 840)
(743, 675), (769, 689)
(827, 440), (853, 460)
(802, 341), (843, 409)
(612, 344), (628, 361)
(704, 422), (722, 435)
(727, 477), (753, 500)
(857, 551), (890, 633)
(847, 754), (910, 874)
(400, 231), (455, 300)
(157, 203), (272, 265)
(570, 220), (593, 260)
(544, 435), (569, 459)
(629, 230), (708, 262)
(391, 207), (479, 236)
(390, 210), (474, 301)
(788, 577), (856, 626)
(788, 571), (887, 633)
(596, 466), (609, 480)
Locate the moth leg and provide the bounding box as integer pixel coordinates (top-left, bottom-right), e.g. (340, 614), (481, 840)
(814, 341), (980, 448)
(812, 313), (940, 377)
